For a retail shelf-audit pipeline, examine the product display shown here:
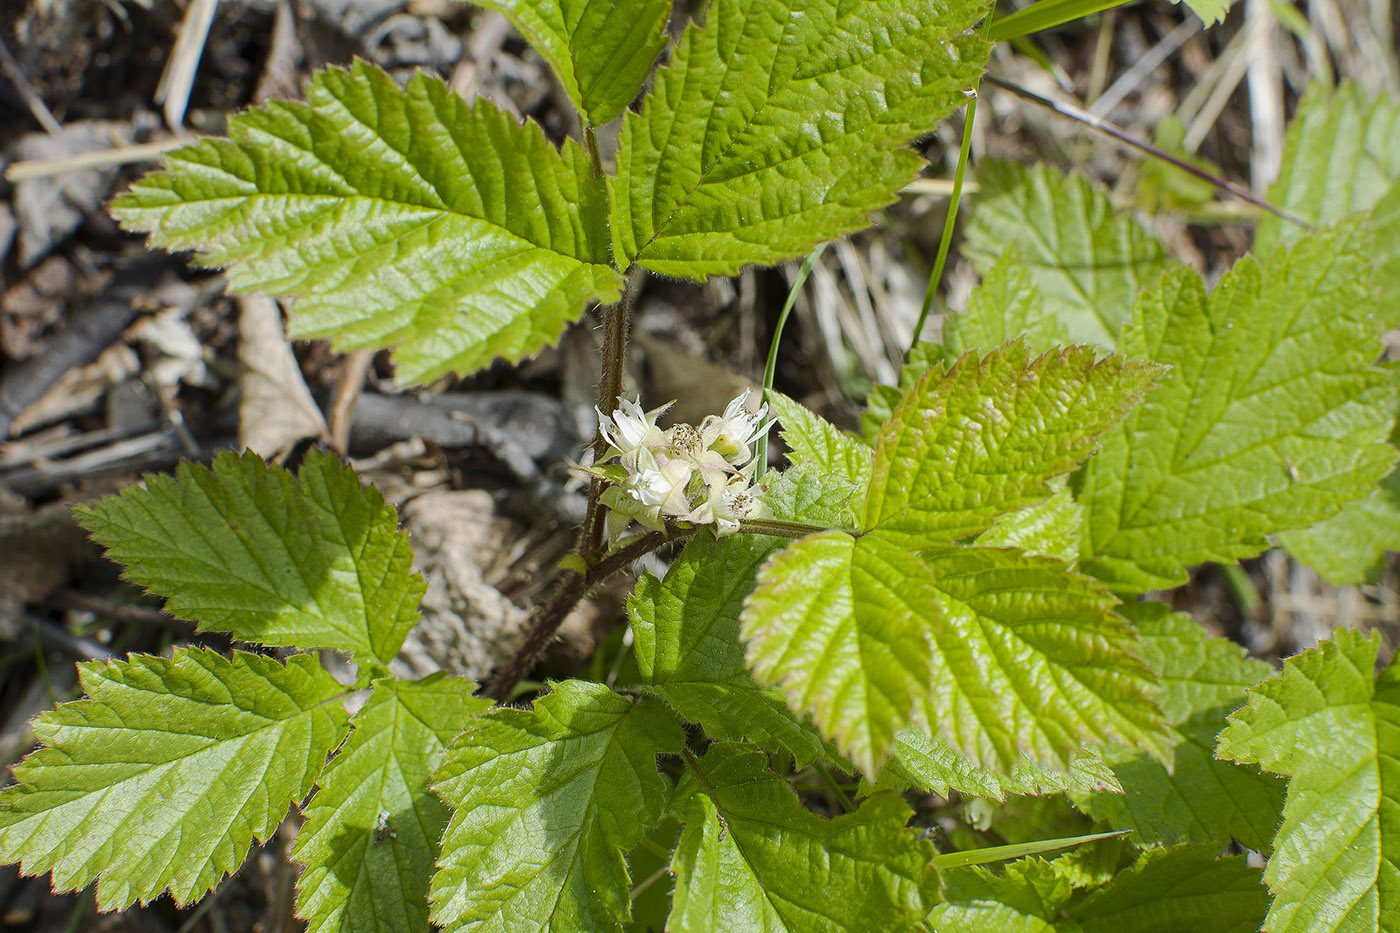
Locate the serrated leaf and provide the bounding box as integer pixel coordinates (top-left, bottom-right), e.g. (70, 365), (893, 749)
(1217, 628), (1400, 933)
(0, 648), (348, 910)
(975, 487), (1083, 565)
(962, 161), (1172, 348)
(474, 0), (670, 126)
(668, 743), (938, 932)
(761, 461), (861, 528)
(293, 675), (489, 933)
(765, 390), (873, 489)
(1254, 83), (1400, 258)
(629, 534), (839, 769)
(1075, 219), (1396, 591)
(111, 60), (622, 383)
(868, 727), (1121, 801)
(863, 342), (1162, 549)
(1277, 469), (1400, 585)
(1071, 603), (1284, 851)
(742, 534), (1167, 775)
(73, 449), (423, 665)
(610, 0), (989, 279)
(931, 847), (1267, 933)
(429, 681), (683, 933)
(943, 244), (1070, 359)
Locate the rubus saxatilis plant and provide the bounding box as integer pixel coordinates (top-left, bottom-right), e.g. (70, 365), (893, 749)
(0, 0), (1397, 926)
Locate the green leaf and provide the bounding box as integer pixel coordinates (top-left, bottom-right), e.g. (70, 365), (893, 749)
(932, 847), (1267, 933)
(293, 675), (490, 933)
(0, 648), (348, 910)
(111, 60), (622, 384)
(765, 390), (873, 488)
(868, 727), (1121, 801)
(741, 531), (937, 774)
(962, 161), (1172, 348)
(1254, 83), (1400, 258)
(1217, 627), (1400, 933)
(742, 534), (1167, 774)
(863, 342), (1162, 549)
(668, 743), (938, 932)
(610, 0), (990, 279)
(73, 449), (424, 665)
(1075, 219), (1396, 591)
(1277, 469), (1400, 585)
(629, 534), (839, 769)
(473, 0), (670, 126)
(429, 681), (683, 933)
(1070, 603), (1284, 851)
(931, 831), (1129, 871)
(942, 244), (1070, 360)
(761, 461), (862, 528)
(975, 486), (1083, 565)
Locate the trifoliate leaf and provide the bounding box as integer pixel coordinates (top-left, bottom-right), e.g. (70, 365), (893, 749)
(943, 245), (1070, 359)
(963, 161), (1172, 348)
(629, 534), (838, 769)
(742, 534), (1167, 775)
(1071, 603), (1284, 851)
(73, 449), (423, 665)
(1277, 469), (1400, 585)
(1254, 83), (1400, 258)
(0, 648), (348, 910)
(1076, 219), (1396, 591)
(1217, 628), (1400, 933)
(111, 60), (622, 383)
(741, 531), (937, 774)
(765, 390), (873, 489)
(429, 681), (683, 933)
(863, 342), (1163, 549)
(610, 0), (989, 279)
(868, 727), (1121, 801)
(293, 675), (490, 933)
(668, 743), (938, 932)
(761, 461), (861, 529)
(931, 847), (1267, 933)
(918, 547), (1168, 773)
(975, 487), (1083, 565)
(473, 0), (670, 126)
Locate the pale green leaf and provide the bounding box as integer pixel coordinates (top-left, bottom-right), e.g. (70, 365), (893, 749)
(932, 847), (1267, 933)
(943, 245), (1070, 359)
(629, 534), (839, 769)
(760, 461), (861, 529)
(667, 743), (938, 932)
(610, 0), (989, 279)
(963, 161), (1172, 348)
(1076, 219), (1396, 591)
(1071, 603), (1284, 851)
(0, 648), (349, 910)
(868, 727), (1121, 801)
(429, 681), (683, 933)
(111, 60), (622, 383)
(741, 531), (937, 775)
(975, 487), (1083, 565)
(741, 534), (1167, 775)
(293, 675), (490, 933)
(765, 390), (873, 489)
(1254, 83), (1400, 257)
(863, 342), (1162, 549)
(473, 0), (670, 126)
(73, 449), (423, 665)
(1277, 469), (1400, 585)
(1217, 628), (1400, 933)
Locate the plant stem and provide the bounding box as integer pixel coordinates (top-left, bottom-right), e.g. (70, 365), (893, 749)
(736, 517), (842, 539)
(756, 243), (827, 477)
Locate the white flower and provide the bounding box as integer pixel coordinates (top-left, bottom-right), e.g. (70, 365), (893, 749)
(682, 475), (770, 535)
(699, 391), (775, 468)
(633, 458), (695, 516)
(597, 396), (672, 472)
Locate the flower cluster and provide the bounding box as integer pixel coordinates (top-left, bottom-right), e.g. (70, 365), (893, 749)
(589, 392), (775, 539)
